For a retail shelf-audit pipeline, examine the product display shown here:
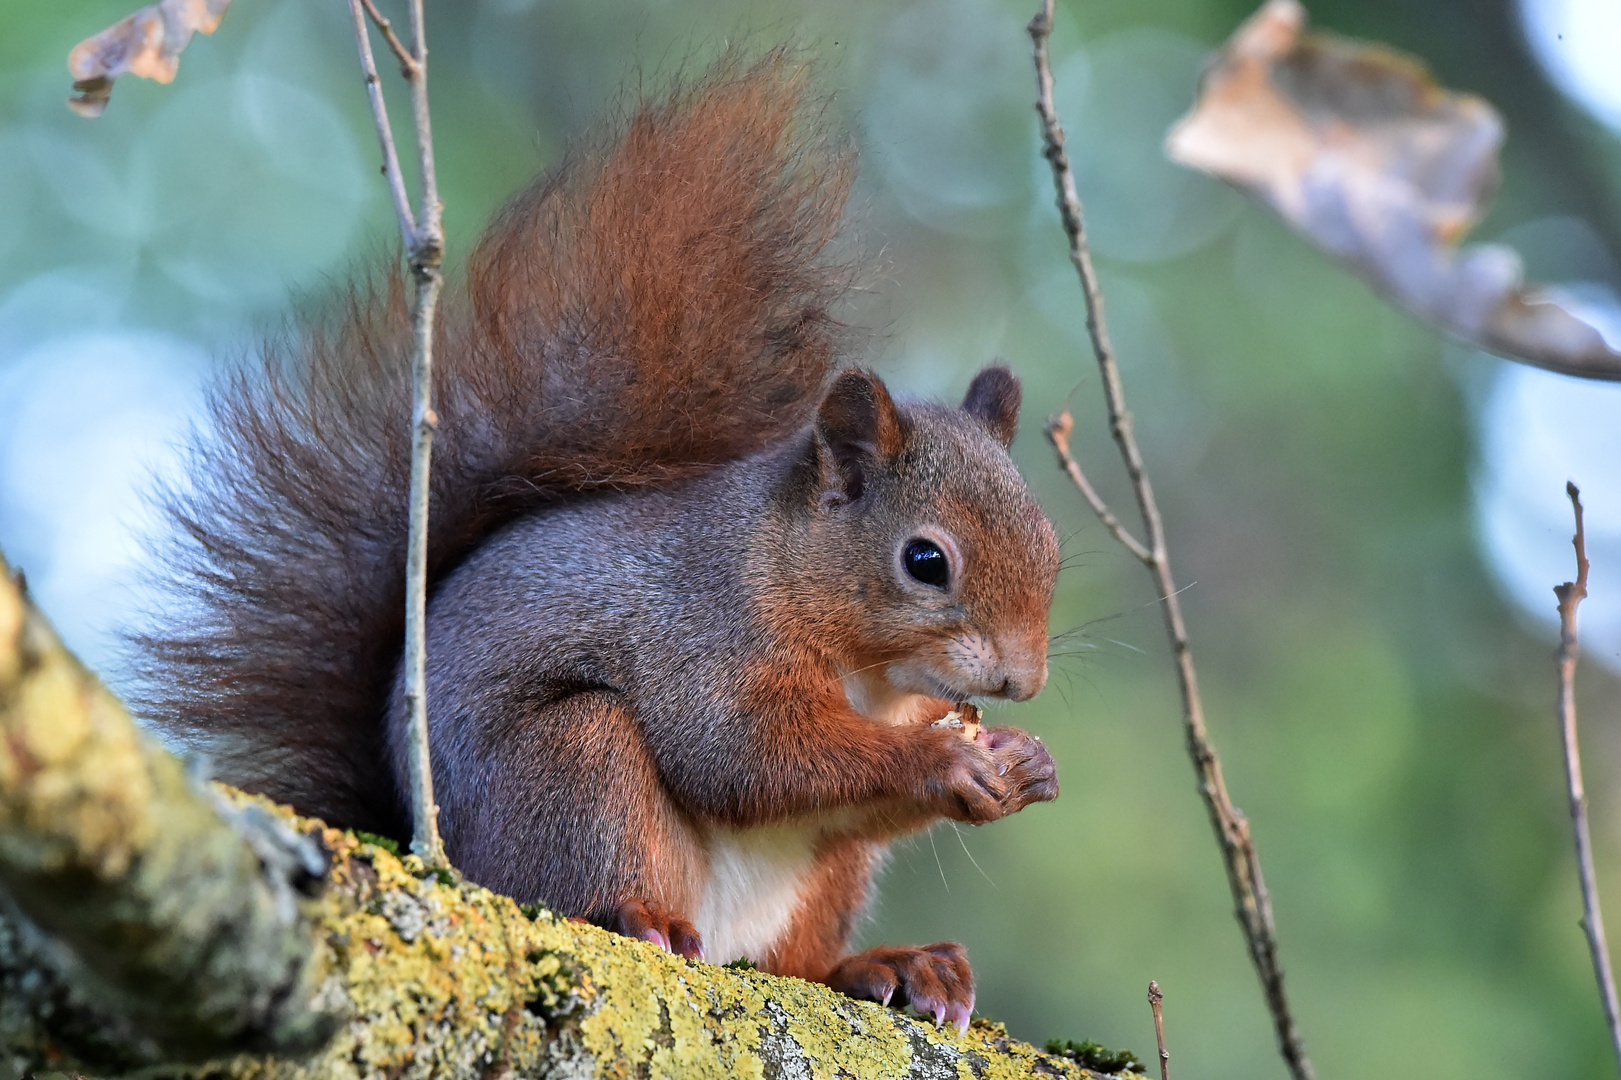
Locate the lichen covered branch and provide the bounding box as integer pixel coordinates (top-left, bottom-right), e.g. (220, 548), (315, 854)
(271, 821), (1128, 1079)
(1028, 4), (1315, 1079)
(6, 783), (1127, 1078)
(0, 545), (1131, 1077)
(0, 553), (335, 1074)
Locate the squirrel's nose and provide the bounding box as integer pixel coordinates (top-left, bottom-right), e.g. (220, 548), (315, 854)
(997, 650), (1048, 702)
(1001, 666), (1046, 702)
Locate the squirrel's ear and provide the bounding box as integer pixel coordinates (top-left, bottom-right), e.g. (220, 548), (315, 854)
(814, 368), (903, 506)
(962, 363), (1021, 448)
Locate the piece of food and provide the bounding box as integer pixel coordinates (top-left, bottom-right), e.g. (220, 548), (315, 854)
(930, 702), (982, 741)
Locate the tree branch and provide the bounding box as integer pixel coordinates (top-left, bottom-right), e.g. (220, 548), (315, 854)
(0, 554), (334, 1072)
(1554, 481), (1621, 1074)
(346, 0), (446, 869)
(1148, 981), (1169, 1080)
(404, 0), (443, 268)
(1028, 4), (1315, 1079)
(7, 791), (1110, 1078)
(345, 0), (414, 250)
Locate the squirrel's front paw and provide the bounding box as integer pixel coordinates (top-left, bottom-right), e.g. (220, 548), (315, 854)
(825, 943), (975, 1033)
(605, 897), (704, 960)
(924, 734), (1009, 823)
(925, 726), (1058, 823)
(977, 725), (1059, 812)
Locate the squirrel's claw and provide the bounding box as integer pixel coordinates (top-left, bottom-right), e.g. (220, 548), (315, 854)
(605, 897), (704, 961)
(823, 942), (974, 1033)
(945, 992), (975, 1034)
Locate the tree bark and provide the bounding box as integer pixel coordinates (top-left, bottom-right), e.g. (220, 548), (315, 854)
(0, 553), (334, 1075)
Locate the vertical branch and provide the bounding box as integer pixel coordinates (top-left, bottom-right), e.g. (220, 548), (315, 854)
(398, 0), (446, 871)
(1147, 981), (1170, 1080)
(346, 0), (447, 869)
(1027, 3), (1314, 1078)
(1554, 482), (1621, 1072)
(405, 0), (443, 263)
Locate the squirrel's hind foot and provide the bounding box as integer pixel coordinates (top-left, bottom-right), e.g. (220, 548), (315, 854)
(825, 943), (975, 1033)
(605, 897), (704, 961)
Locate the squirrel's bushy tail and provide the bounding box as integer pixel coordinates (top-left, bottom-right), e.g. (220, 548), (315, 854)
(134, 52), (856, 835)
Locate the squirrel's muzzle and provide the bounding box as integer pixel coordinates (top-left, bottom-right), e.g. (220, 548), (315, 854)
(992, 635), (1049, 702)
(996, 661), (1048, 703)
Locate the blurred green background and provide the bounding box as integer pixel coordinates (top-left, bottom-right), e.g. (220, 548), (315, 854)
(4, 0), (1621, 1077)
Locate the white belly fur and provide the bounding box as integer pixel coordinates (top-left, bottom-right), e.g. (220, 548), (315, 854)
(694, 821), (820, 965)
(693, 675), (930, 965)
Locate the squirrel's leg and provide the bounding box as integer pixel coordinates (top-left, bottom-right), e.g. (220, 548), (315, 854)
(762, 837), (879, 979)
(435, 690), (706, 956)
(763, 836), (975, 1032)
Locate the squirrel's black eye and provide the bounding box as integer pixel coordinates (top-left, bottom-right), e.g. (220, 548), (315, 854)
(902, 538), (950, 589)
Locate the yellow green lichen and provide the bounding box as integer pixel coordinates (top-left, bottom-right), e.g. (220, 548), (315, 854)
(190, 791), (1114, 1080)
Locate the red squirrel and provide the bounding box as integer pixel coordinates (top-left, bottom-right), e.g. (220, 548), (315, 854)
(135, 52), (1060, 1030)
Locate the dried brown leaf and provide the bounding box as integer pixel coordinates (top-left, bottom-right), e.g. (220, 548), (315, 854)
(67, 0), (232, 118)
(1166, 0), (1621, 381)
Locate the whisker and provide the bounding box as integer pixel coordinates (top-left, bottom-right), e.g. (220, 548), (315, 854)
(1048, 649), (1101, 661)
(1048, 609), (1132, 644)
(1055, 525), (1089, 550)
(1056, 664), (1105, 701)
(838, 657), (893, 679)
(1162, 580), (1197, 603)
(950, 823), (997, 889)
(927, 826), (949, 894)
(1054, 673), (1074, 711)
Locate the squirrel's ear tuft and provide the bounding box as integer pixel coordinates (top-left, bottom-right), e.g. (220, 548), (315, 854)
(961, 363), (1021, 448)
(814, 368), (903, 505)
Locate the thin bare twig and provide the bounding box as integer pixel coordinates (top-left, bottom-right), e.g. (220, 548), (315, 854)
(1555, 482), (1621, 1072)
(346, 0), (446, 869)
(400, 0), (446, 871)
(1028, 4), (1313, 1078)
(1047, 412), (1151, 563)
(360, 0), (416, 76)
(403, 0), (443, 265)
(1148, 981), (1169, 1080)
(345, 0), (414, 249)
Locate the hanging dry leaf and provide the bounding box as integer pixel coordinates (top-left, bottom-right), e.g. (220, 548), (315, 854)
(67, 0), (233, 118)
(1166, 0), (1621, 381)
